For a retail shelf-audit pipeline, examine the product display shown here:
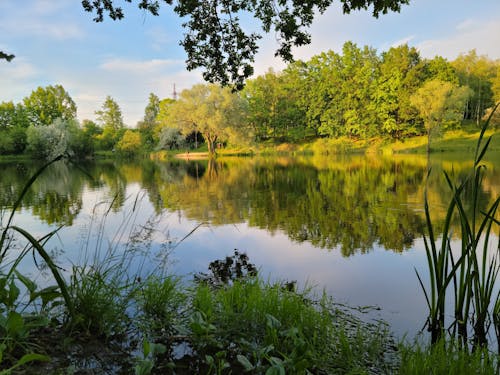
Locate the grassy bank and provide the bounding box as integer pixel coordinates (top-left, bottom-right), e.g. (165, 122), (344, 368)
(147, 126), (500, 160)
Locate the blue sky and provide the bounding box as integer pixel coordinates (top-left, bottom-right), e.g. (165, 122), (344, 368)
(1, 0), (500, 126)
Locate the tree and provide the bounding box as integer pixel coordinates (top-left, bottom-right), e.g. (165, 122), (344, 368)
(410, 79), (471, 154)
(0, 101), (30, 154)
(167, 84), (247, 155)
(137, 93), (160, 150)
(116, 129), (142, 156)
(244, 69), (303, 141)
(374, 44), (424, 138)
(23, 85), (77, 127)
(81, 0), (409, 88)
(452, 50), (496, 124)
(0, 101), (30, 129)
(26, 118), (81, 159)
(95, 95), (125, 150)
(157, 127), (185, 150)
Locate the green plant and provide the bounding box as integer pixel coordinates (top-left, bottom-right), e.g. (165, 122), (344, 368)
(0, 155), (74, 320)
(184, 277), (395, 374)
(134, 340), (167, 375)
(136, 274), (186, 338)
(66, 265), (132, 339)
(416, 103), (500, 347)
(398, 338), (498, 374)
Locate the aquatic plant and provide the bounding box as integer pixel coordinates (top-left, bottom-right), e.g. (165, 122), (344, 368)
(416, 103), (500, 348)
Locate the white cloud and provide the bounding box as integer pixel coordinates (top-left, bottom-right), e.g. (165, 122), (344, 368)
(390, 35), (415, 48)
(456, 19), (475, 31)
(60, 58), (203, 125)
(1, 19), (84, 41)
(417, 19), (500, 60)
(100, 58), (184, 73)
(146, 26), (176, 51)
(5, 60), (38, 80)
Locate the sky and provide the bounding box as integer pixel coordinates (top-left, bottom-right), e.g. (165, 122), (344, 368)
(1, 0), (500, 126)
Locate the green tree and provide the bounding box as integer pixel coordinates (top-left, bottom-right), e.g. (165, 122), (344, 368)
(297, 42), (379, 138)
(424, 55), (458, 84)
(138, 93), (160, 150)
(0, 101), (30, 154)
(374, 45), (424, 138)
(22, 85), (77, 127)
(155, 98), (176, 141)
(116, 129), (142, 156)
(95, 95), (125, 150)
(410, 79), (471, 154)
(157, 127), (185, 150)
(244, 69), (305, 141)
(26, 118), (81, 159)
(168, 84), (247, 155)
(337, 42), (379, 138)
(81, 0), (409, 88)
(452, 50), (496, 125)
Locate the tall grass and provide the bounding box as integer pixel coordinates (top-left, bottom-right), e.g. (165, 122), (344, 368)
(416, 103), (500, 348)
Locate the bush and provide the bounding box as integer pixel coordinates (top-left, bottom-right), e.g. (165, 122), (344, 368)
(116, 129), (142, 156)
(157, 127), (185, 150)
(26, 118), (81, 159)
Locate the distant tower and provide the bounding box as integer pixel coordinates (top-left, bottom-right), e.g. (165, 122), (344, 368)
(172, 84), (177, 100)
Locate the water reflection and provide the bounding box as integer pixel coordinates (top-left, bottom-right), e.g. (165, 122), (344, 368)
(0, 154), (498, 257)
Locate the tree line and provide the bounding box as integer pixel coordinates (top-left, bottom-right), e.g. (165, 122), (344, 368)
(1, 43), (499, 159)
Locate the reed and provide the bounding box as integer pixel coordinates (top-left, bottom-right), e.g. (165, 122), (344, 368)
(416, 103), (500, 348)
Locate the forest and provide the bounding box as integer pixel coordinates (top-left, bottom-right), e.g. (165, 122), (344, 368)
(1, 43), (499, 159)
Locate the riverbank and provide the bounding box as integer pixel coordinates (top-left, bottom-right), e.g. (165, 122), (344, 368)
(145, 126), (500, 160)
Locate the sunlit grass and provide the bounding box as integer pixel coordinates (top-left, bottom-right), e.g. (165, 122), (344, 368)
(399, 338), (498, 375)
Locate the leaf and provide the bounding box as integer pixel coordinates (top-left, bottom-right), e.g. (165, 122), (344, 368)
(15, 353), (50, 366)
(7, 279), (20, 307)
(14, 271), (37, 294)
(38, 286), (62, 309)
(265, 314), (281, 330)
(6, 311), (24, 335)
(237, 354), (255, 371)
(150, 342), (166, 355)
(142, 340), (151, 357)
(135, 360), (153, 375)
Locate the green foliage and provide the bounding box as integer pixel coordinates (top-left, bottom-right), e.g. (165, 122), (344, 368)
(67, 266), (131, 339)
(0, 51), (15, 62)
(95, 95), (125, 150)
(138, 93), (160, 151)
(135, 275), (185, 338)
(156, 127), (185, 150)
(22, 85), (77, 127)
(134, 340), (167, 375)
(410, 79), (471, 153)
(25, 118), (82, 159)
(0, 102), (29, 130)
(168, 84), (248, 154)
(183, 277), (395, 374)
(116, 129), (142, 156)
(399, 338), (498, 374)
(243, 69), (305, 142)
(0, 156), (72, 372)
(453, 50), (497, 124)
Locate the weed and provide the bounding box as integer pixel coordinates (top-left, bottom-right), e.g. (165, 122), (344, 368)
(399, 338), (498, 374)
(416, 103), (500, 347)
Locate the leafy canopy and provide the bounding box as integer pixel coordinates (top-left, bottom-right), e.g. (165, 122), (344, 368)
(80, 0), (409, 89)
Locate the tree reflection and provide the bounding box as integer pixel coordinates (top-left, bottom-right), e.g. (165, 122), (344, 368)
(0, 155), (497, 256)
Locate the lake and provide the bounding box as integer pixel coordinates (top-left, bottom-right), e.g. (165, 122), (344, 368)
(0, 152), (499, 340)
